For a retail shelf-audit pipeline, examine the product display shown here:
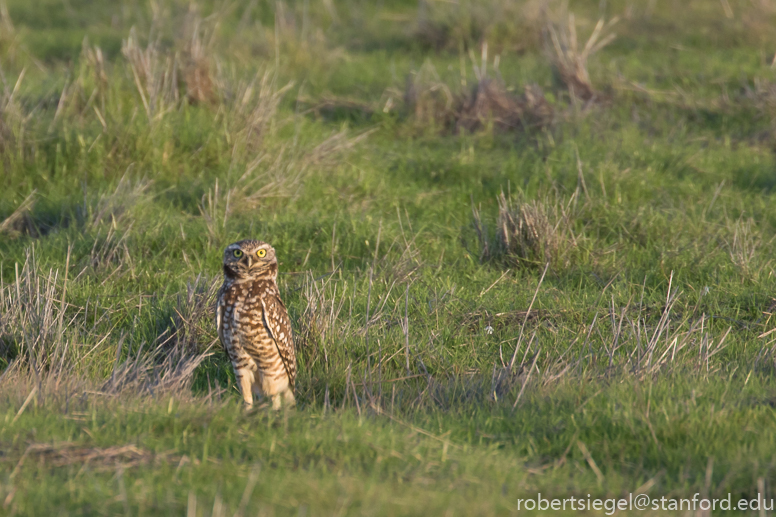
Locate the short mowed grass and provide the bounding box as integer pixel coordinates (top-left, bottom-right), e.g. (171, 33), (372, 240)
(3, 0), (776, 515)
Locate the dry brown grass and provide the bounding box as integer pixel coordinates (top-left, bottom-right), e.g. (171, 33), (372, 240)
(199, 127), (374, 243)
(28, 39), (111, 135)
(0, 0), (13, 46)
(103, 335), (212, 396)
(198, 179), (231, 243)
(197, 70), (297, 233)
(80, 39), (108, 93)
(545, 14), (617, 102)
(298, 95), (375, 121)
(496, 193), (559, 264)
(0, 190), (36, 238)
(226, 69), (295, 149)
(0, 249), (72, 378)
(404, 59), (553, 134)
(168, 275), (220, 355)
(117, 12), (222, 120)
(1, 248), (214, 398)
(121, 27), (180, 124)
(741, 0), (776, 45)
(79, 176), (151, 276)
(182, 16), (217, 105)
(0, 66), (26, 153)
(474, 192), (579, 268)
(97, 274), (217, 396)
(725, 217), (773, 278)
(456, 80), (553, 133)
(5, 442), (177, 472)
(403, 60), (455, 129)
(295, 272), (351, 365)
(740, 77), (776, 128)
(85, 225), (134, 276)
(303, 127), (377, 166)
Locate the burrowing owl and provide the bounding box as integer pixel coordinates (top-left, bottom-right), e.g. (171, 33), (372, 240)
(216, 240), (296, 409)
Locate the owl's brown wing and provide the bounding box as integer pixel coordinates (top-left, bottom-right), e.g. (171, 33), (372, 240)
(260, 293), (297, 386)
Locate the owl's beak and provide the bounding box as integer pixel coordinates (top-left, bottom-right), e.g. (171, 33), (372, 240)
(245, 255), (253, 268)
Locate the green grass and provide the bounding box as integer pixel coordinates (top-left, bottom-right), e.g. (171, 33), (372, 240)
(3, 0), (776, 515)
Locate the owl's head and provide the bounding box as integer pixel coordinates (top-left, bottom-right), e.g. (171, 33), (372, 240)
(222, 239), (278, 280)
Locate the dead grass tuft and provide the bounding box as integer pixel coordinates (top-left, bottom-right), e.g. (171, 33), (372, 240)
(725, 217), (771, 278)
(298, 95), (375, 121)
(7, 442), (175, 471)
(741, 78), (776, 126)
(296, 273), (350, 365)
(39, 39), (110, 134)
(0, 0), (12, 35)
(404, 59), (553, 134)
(102, 332), (212, 397)
(62, 176), (150, 279)
(0, 66), (26, 153)
(545, 14), (617, 102)
(229, 69), (295, 148)
(169, 274), (219, 356)
(741, 1), (776, 44)
(74, 39), (109, 114)
(86, 226), (134, 277)
(198, 127), (373, 242)
(1, 251), (213, 399)
(0, 0), (13, 51)
(121, 27), (179, 124)
(303, 127), (377, 166)
(182, 16), (217, 105)
(80, 39), (108, 91)
(0, 249), (72, 377)
(198, 179), (231, 243)
(403, 60), (454, 129)
(496, 193), (559, 264)
(0, 190), (36, 238)
(474, 192), (578, 268)
(119, 12), (222, 118)
(103, 277), (217, 396)
(456, 80), (553, 133)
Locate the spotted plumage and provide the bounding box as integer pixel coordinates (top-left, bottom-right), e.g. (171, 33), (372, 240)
(216, 239), (296, 409)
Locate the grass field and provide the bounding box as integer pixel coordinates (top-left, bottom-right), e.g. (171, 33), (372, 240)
(3, 0), (776, 515)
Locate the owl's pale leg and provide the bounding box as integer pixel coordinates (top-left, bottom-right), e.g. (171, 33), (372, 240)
(281, 389), (296, 407)
(251, 383), (263, 403)
(269, 389), (294, 410)
(236, 370), (254, 407)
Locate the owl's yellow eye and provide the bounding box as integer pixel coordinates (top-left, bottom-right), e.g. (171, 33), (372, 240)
(257, 249), (267, 258)
(233, 249), (243, 258)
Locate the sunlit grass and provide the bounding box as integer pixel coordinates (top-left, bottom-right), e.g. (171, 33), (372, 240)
(2, 0), (776, 515)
